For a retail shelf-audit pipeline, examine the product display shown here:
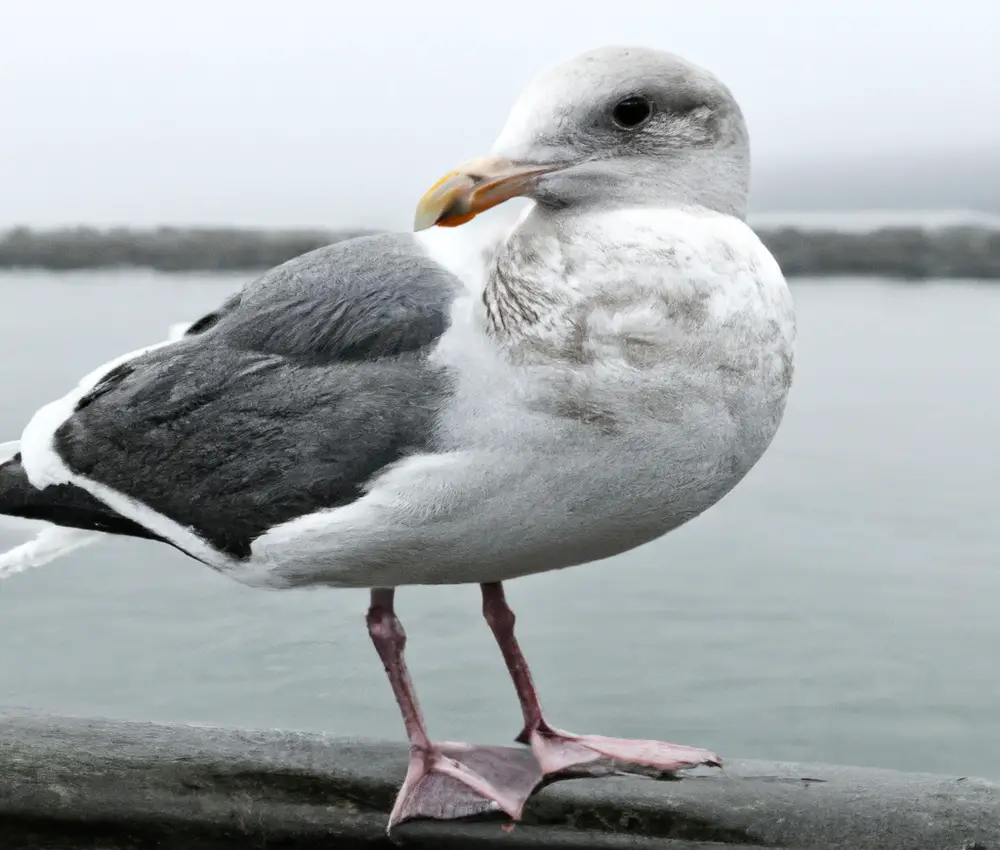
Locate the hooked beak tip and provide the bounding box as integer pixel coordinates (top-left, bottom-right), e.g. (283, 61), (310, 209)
(413, 156), (566, 231)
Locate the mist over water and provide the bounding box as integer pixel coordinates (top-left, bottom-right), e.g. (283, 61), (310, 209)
(4, 1), (999, 229)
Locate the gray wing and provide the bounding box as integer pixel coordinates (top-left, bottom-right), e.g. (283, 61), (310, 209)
(48, 232), (461, 561)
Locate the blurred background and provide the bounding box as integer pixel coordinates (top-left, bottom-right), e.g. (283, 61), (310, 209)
(1, 0), (998, 781)
(2, 0), (999, 228)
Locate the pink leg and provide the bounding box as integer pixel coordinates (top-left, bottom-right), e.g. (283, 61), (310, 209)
(367, 588), (541, 830)
(480, 582), (722, 777)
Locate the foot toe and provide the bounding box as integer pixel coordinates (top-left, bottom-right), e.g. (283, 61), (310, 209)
(528, 727), (721, 777)
(388, 743), (543, 830)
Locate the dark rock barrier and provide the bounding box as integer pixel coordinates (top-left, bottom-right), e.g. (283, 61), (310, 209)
(2, 223), (1000, 278)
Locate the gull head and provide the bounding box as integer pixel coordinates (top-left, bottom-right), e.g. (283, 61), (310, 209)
(415, 46), (750, 231)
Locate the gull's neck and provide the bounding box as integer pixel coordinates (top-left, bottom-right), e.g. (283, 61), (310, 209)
(482, 206), (571, 340)
(481, 202), (735, 347)
(655, 153), (749, 220)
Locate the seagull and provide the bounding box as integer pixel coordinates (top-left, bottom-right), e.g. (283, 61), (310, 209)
(0, 46), (795, 828)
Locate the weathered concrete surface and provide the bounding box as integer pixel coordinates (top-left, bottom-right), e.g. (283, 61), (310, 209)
(0, 710), (997, 849)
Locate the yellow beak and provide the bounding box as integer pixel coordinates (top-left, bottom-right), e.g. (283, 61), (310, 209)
(413, 155), (565, 231)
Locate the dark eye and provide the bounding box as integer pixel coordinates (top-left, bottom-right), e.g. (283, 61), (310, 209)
(611, 95), (653, 129)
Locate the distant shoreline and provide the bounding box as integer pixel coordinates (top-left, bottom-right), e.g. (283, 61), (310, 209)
(2, 224), (999, 279)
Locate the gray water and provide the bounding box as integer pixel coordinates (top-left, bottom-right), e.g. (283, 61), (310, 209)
(0, 271), (997, 780)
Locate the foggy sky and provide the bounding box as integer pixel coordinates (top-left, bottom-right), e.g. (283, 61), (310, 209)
(2, 0), (997, 230)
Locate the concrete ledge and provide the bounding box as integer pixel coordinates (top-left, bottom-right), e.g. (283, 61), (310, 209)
(0, 711), (997, 848)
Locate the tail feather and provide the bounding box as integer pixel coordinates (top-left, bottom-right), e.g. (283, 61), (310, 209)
(0, 441), (33, 530)
(0, 454), (156, 537)
(0, 526), (102, 579)
(0, 319), (194, 577)
(0, 449), (160, 578)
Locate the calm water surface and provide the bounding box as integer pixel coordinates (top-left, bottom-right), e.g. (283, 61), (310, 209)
(0, 271), (997, 779)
